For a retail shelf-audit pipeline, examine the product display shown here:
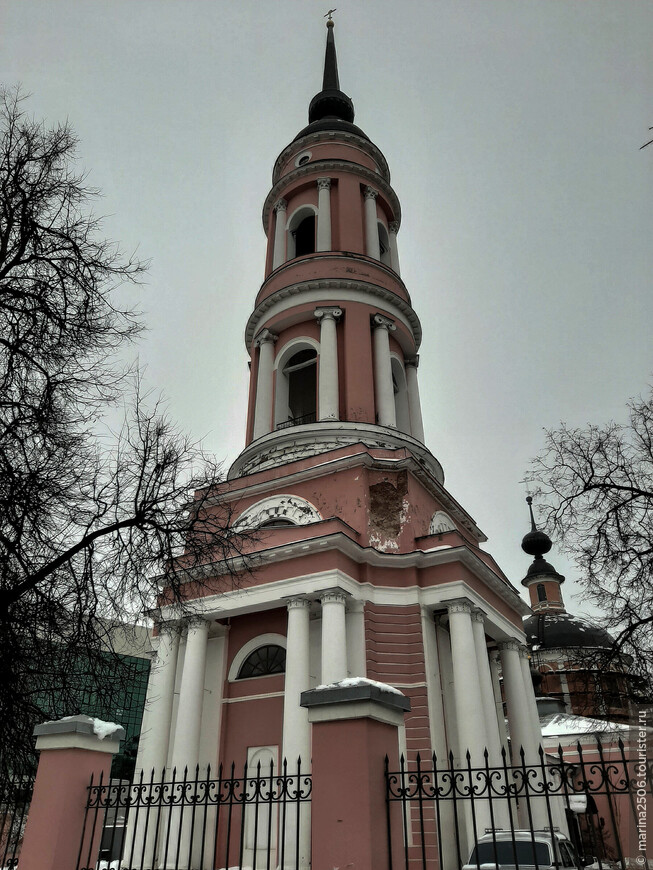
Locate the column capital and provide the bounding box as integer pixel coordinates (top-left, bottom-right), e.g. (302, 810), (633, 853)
(446, 599), (473, 615)
(286, 596), (312, 611)
(317, 177), (332, 191)
(364, 185), (378, 201)
(518, 644), (532, 661)
(498, 639), (522, 653)
(255, 328), (278, 347)
(471, 609), (486, 624)
(388, 220), (400, 234)
(184, 615), (210, 632)
(314, 306), (342, 322)
(155, 619), (180, 638)
(405, 354), (419, 369)
(273, 197), (287, 213)
(320, 589), (348, 606)
(372, 312), (396, 332)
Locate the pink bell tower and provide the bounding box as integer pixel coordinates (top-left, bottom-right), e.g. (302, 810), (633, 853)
(138, 19), (542, 846)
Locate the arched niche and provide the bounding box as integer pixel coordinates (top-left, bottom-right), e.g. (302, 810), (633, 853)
(286, 204), (318, 260)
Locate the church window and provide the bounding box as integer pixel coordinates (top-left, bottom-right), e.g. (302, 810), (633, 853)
(378, 222), (391, 266)
(537, 583), (547, 602)
(294, 150), (312, 167)
(286, 205), (318, 260)
(429, 511), (456, 535)
(237, 644), (286, 679)
(276, 345), (318, 428)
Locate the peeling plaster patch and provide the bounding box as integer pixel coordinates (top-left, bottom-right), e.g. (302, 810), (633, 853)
(369, 471), (408, 545)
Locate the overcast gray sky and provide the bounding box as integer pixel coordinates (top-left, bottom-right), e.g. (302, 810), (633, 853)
(2, 0), (651, 618)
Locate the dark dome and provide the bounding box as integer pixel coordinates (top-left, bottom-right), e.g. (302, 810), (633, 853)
(293, 117), (370, 143)
(524, 612), (615, 652)
(521, 528), (552, 557)
(525, 555), (564, 580)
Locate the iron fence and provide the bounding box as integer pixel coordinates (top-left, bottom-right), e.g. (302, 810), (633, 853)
(0, 772), (34, 869)
(77, 757), (311, 870)
(385, 740), (651, 870)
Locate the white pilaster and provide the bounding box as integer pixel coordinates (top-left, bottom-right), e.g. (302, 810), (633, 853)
(320, 590), (348, 684)
(405, 356), (425, 442)
(447, 601), (488, 762)
(272, 198), (287, 270)
(519, 645), (544, 753)
(364, 186), (381, 260)
(282, 598), (312, 765)
(253, 329), (277, 439)
(345, 600), (366, 677)
(316, 178), (332, 252)
(314, 307), (342, 421)
(388, 220), (401, 275)
(372, 313), (397, 428)
(139, 624), (179, 773)
(489, 651), (509, 750)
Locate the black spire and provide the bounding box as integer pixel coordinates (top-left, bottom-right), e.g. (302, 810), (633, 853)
(308, 18), (355, 125)
(521, 497), (565, 584)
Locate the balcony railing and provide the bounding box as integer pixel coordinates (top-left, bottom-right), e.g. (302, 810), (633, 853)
(276, 412), (317, 430)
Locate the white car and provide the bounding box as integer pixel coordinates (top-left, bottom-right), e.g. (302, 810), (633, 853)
(462, 830), (585, 870)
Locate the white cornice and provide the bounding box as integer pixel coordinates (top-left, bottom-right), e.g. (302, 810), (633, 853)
(263, 159), (401, 233)
(228, 421), (441, 481)
(245, 279), (421, 349)
(272, 131), (391, 188)
(160, 560), (528, 641)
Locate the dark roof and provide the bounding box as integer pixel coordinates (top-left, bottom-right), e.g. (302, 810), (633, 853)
(524, 612), (615, 652)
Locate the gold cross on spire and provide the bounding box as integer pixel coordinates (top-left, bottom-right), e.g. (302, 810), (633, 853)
(324, 8), (337, 20)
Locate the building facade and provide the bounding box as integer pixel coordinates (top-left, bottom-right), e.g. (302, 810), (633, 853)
(136, 19), (544, 825)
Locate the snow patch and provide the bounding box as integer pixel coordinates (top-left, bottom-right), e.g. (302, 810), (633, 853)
(91, 718), (124, 740)
(314, 676), (403, 696)
(540, 713), (629, 738)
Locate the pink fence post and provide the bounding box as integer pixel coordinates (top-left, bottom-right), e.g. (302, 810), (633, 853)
(301, 681), (409, 870)
(19, 715), (124, 870)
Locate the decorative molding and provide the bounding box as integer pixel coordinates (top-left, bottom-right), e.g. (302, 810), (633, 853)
(263, 159), (400, 233)
(248, 277), (420, 350)
(316, 177), (332, 190)
(286, 596), (312, 610)
(498, 640), (522, 653)
(447, 600), (473, 615)
(234, 494), (322, 529)
(320, 589), (348, 605)
(272, 131), (391, 188)
(471, 609), (486, 624)
(273, 198), (288, 213)
(372, 312), (397, 332)
(428, 510), (456, 535)
(364, 186), (378, 200)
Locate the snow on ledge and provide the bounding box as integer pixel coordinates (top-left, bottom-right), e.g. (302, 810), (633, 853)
(313, 677), (403, 696)
(40, 714), (124, 740)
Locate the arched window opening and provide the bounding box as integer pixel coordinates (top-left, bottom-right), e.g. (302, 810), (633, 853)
(378, 222), (391, 266)
(537, 583), (547, 602)
(259, 517), (296, 528)
(277, 348), (317, 428)
(293, 215), (315, 257)
(237, 645), (286, 679)
(391, 357), (410, 433)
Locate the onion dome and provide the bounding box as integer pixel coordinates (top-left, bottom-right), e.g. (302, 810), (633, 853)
(294, 19), (370, 142)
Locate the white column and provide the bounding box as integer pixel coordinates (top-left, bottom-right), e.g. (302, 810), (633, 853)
(388, 220), (401, 275)
(167, 618), (209, 869)
(345, 600), (366, 678)
(499, 641), (541, 765)
(316, 178), (332, 251)
(364, 186), (381, 259)
(489, 651), (509, 750)
(405, 356), (425, 442)
(320, 590), (348, 684)
(314, 307), (341, 421)
(471, 612), (510, 829)
(520, 645), (544, 753)
(252, 329), (277, 439)
(282, 598), (312, 765)
(126, 625), (180, 868)
(171, 618), (209, 772)
(272, 198), (287, 270)
(139, 624), (179, 773)
(372, 313), (397, 428)
(447, 601), (488, 762)
(448, 601), (491, 843)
